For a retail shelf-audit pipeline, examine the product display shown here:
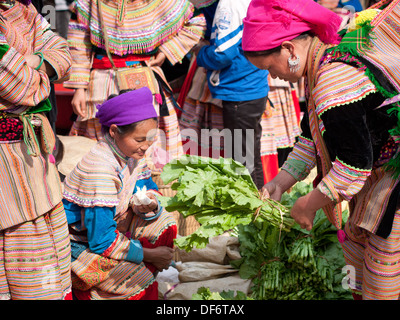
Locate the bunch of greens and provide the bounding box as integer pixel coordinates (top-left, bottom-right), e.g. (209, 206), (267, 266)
(192, 287), (254, 300)
(159, 155), (295, 251)
(231, 181), (352, 300)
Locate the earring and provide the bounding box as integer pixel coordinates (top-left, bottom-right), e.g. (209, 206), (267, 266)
(288, 55), (300, 73)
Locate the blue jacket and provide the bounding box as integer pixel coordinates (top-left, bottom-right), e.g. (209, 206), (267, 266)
(338, 0), (363, 11)
(196, 0), (269, 102)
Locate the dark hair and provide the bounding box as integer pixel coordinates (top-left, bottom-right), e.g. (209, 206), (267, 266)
(102, 89), (158, 136)
(243, 31), (313, 58)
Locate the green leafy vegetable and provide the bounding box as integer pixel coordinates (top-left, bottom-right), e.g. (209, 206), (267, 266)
(232, 181), (352, 300)
(192, 287), (254, 300)
(159, 155), (295, 251)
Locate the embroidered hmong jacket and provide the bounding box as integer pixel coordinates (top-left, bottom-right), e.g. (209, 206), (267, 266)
(282, 56), (399, 237)
(63, 136), (169, 264)
(64, 0), (206, 89)
(282, 2), (400, 237)
(0, 1), (71, 113)
(0, 1), (72, 230)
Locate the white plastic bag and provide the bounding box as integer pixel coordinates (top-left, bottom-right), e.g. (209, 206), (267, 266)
(131, 186), (153, 206)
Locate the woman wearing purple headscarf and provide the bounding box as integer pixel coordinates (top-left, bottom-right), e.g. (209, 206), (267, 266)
(62, 88), (177, 300)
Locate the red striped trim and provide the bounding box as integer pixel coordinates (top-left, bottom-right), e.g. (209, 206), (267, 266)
(92, 54), (151, 70)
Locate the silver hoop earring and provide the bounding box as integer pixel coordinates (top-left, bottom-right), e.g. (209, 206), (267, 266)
(288, 55), (300, 73)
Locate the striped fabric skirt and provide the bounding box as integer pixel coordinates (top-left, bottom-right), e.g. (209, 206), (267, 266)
(69, 68), (184, 161)
(0, 202), (72, 300)
(342, 211), (400, 300)
(179, 65), (224, 159)
(179, 97), (225, 159)
(261, 84), (301, 182)
(71, 208), (177, 300)
(265, 85), (300, 151)
(341, 167), (400, 300)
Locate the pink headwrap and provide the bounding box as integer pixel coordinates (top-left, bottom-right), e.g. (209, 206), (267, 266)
(242, 0), (342, 52)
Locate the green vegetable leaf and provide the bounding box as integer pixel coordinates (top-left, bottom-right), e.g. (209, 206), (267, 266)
(161, 155), (293, 251)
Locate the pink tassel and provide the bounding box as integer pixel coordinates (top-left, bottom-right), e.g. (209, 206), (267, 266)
(49, 154), (56, 164)
(337, 229), (347, 243)
(155, 93), (163, 105)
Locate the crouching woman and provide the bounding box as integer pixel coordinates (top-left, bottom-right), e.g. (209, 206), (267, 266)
(62, 88), (177, 300)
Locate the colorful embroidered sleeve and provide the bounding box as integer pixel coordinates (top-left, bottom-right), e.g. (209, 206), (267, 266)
(0, 44), (51, 109)
(313, 62), (387, 203)
(63, 199), (143, 264)
(35, 14), (72, 82)
(63, 2), (93, 89)
(317, 158), (371, 202)
(281, 114), (317, 181)
(312, 62), (377, 117)
(0, 7), (71, 110)
(84, 207), (143, 264)
(63, 144), (122, 208)
(159, 13), (206, 65)
(281, 136), (317, 181)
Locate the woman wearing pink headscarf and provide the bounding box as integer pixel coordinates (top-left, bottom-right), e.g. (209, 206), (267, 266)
(243, 0), (400, 300)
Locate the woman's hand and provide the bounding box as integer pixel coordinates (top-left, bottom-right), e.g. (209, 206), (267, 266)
(261, 170), (298, 201)
(143, 246), (174, 271)
(71, 88), (87, 118)
(25, 54), (41, 70)
(148, 51), (166, 67)
(261, 181), (284, 202)
(290, 188), (334, 231)
(290, 195), (317, 231)
(25, 53), (57, 78)
(133, 193), (160, 220)
(134, 192), (158, 213)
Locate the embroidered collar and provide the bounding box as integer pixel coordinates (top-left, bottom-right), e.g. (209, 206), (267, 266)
(104, 133), (129, 164)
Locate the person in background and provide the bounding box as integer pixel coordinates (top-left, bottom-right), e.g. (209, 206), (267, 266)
(55, 0), (73, 39)
(64, 0), (206, 168)
(317, 0), (363, 11)
(0, 0), (72, 300)
(182, 0), (300, 185)
(260, 77), (301, 183)
(317, 0), (354, 26)
(243, 0), (400, 300)
(63, 88), (177, 300)
(178, 0), (225, 160)
(339, 0), (364, 10)
(192, 0), (269, 189)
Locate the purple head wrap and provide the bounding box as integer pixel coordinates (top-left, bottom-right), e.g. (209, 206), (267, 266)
(18, 0), (32, 6)
(96, 87), (158, 127)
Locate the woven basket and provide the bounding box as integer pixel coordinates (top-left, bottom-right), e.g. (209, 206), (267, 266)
(152, 171), (200, 237)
